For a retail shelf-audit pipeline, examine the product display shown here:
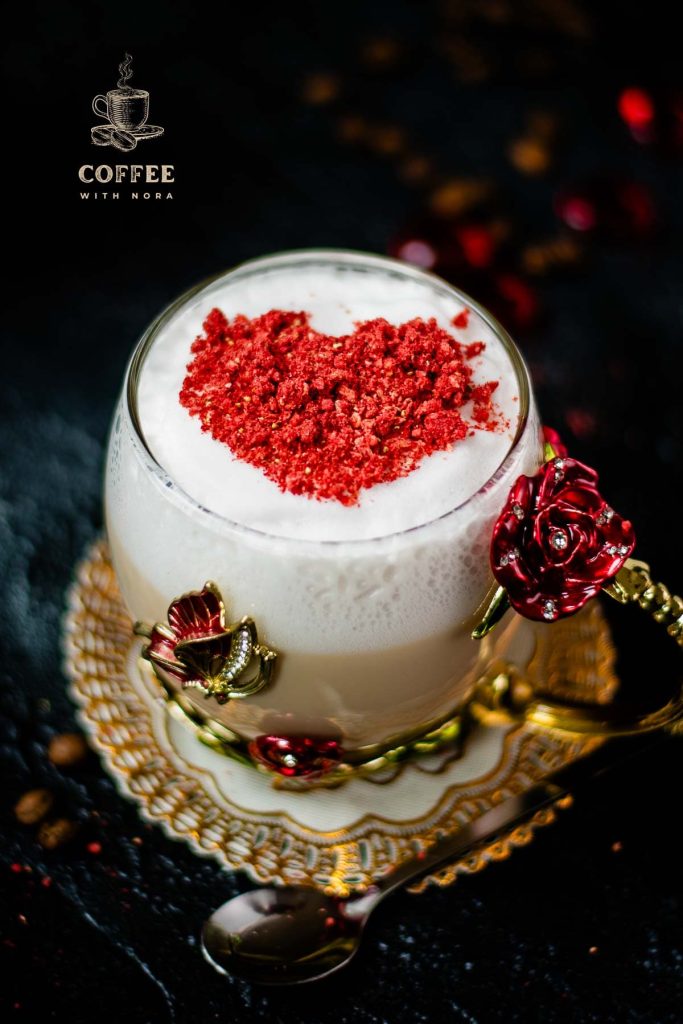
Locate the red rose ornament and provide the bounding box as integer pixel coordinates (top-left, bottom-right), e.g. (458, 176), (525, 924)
(491, 457), (636, 621)
(249, 736), (343, 778)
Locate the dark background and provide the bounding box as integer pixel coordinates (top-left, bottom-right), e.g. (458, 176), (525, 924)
(2, 2), (682, 1020)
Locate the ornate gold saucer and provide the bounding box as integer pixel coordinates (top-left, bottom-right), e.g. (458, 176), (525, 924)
(62, 540), (625, 896)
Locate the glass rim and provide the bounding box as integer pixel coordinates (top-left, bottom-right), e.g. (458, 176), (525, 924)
(125, 247), (533, 548)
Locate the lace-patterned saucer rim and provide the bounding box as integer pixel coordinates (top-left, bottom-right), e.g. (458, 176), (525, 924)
(62, 539), (619, 897)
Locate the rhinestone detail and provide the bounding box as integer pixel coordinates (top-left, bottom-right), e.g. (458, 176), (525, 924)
(553, 458), (566, 481)
(550, 530), (569, 551)
(499, 546), (520, 569)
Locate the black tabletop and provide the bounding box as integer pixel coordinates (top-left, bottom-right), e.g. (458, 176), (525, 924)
(3, 2), (682, 1020)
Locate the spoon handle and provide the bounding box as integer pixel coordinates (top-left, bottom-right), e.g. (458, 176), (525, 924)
(362, 734), (656, 904)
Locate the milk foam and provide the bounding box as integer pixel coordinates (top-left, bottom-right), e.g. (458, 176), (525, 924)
(137, 258), (520, 541)
(106, 252), (543, 655)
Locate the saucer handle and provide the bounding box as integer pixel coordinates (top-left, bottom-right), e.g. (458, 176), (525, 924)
(92, 94), (108, 119)
(471, 560), (683, 738)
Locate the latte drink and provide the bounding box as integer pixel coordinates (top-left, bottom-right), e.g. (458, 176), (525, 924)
(105, 251), (543, 753)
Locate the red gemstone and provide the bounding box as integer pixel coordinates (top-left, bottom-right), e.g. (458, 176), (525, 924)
(249, 735), (343, 778)
(555, 177), (657, 239)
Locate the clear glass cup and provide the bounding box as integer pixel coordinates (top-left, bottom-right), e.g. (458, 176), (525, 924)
(104, 250), (544, 761)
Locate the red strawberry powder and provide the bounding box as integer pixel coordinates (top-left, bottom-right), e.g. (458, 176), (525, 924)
(180, 309), (505, 506)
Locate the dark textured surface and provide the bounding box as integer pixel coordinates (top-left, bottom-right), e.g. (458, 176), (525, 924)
(3, 2), (683, 1020)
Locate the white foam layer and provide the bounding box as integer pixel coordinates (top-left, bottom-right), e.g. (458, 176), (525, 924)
(137, 258), (520, 541)
(106, 252), (543, 656)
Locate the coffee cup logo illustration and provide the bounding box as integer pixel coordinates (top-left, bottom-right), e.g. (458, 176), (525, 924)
(91, 54), (164, 152)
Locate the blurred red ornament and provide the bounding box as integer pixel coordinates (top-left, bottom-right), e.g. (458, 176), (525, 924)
(456, 224), (497, 269)
(617, 87), (683, 151)
(555, 195), (596, 232)
(492, 273), (540, 331)
(555, 177), (657, 239)
(389, 216), (506, 280)
(618, 88), (655, 130)
(389, 219), (539, 333)
(389, 216), (466, 279)
(565, 408), (597, 441)
(250, 735), (343, 778)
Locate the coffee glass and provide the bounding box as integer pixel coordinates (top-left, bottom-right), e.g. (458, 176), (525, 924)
(93, 89), (149, 131)
(104, 250), (544, 775)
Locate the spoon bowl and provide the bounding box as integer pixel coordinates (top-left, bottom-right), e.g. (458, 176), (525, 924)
(202, 885), (369, 985)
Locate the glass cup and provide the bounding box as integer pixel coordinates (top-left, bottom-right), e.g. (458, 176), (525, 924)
(104, 250), (544, 776)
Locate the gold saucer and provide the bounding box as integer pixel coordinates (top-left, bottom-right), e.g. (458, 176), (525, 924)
(63, 540), (618, 896)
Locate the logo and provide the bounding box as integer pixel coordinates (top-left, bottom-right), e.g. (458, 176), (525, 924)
(91, 53), (164, 152)
(79, 53), (173, 199)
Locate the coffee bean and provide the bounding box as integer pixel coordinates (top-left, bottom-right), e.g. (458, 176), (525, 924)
(90, 124), (137, 152)
(91, 125), (113, 146)
(37, 818), (79, 850)
(14, 788), (55, 826)
(109, 128), (137, 152)
(48, 732), (89, 768)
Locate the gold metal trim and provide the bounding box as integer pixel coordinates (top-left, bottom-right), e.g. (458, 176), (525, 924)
(605, 557), (683, 649)
(146, 661), (466, 789)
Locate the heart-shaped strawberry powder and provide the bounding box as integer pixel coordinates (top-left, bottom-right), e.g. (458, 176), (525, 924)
(180, 308), (505, 506)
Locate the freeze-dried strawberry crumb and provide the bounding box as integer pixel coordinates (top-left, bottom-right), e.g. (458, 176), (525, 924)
(180, 309), (506, 505)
